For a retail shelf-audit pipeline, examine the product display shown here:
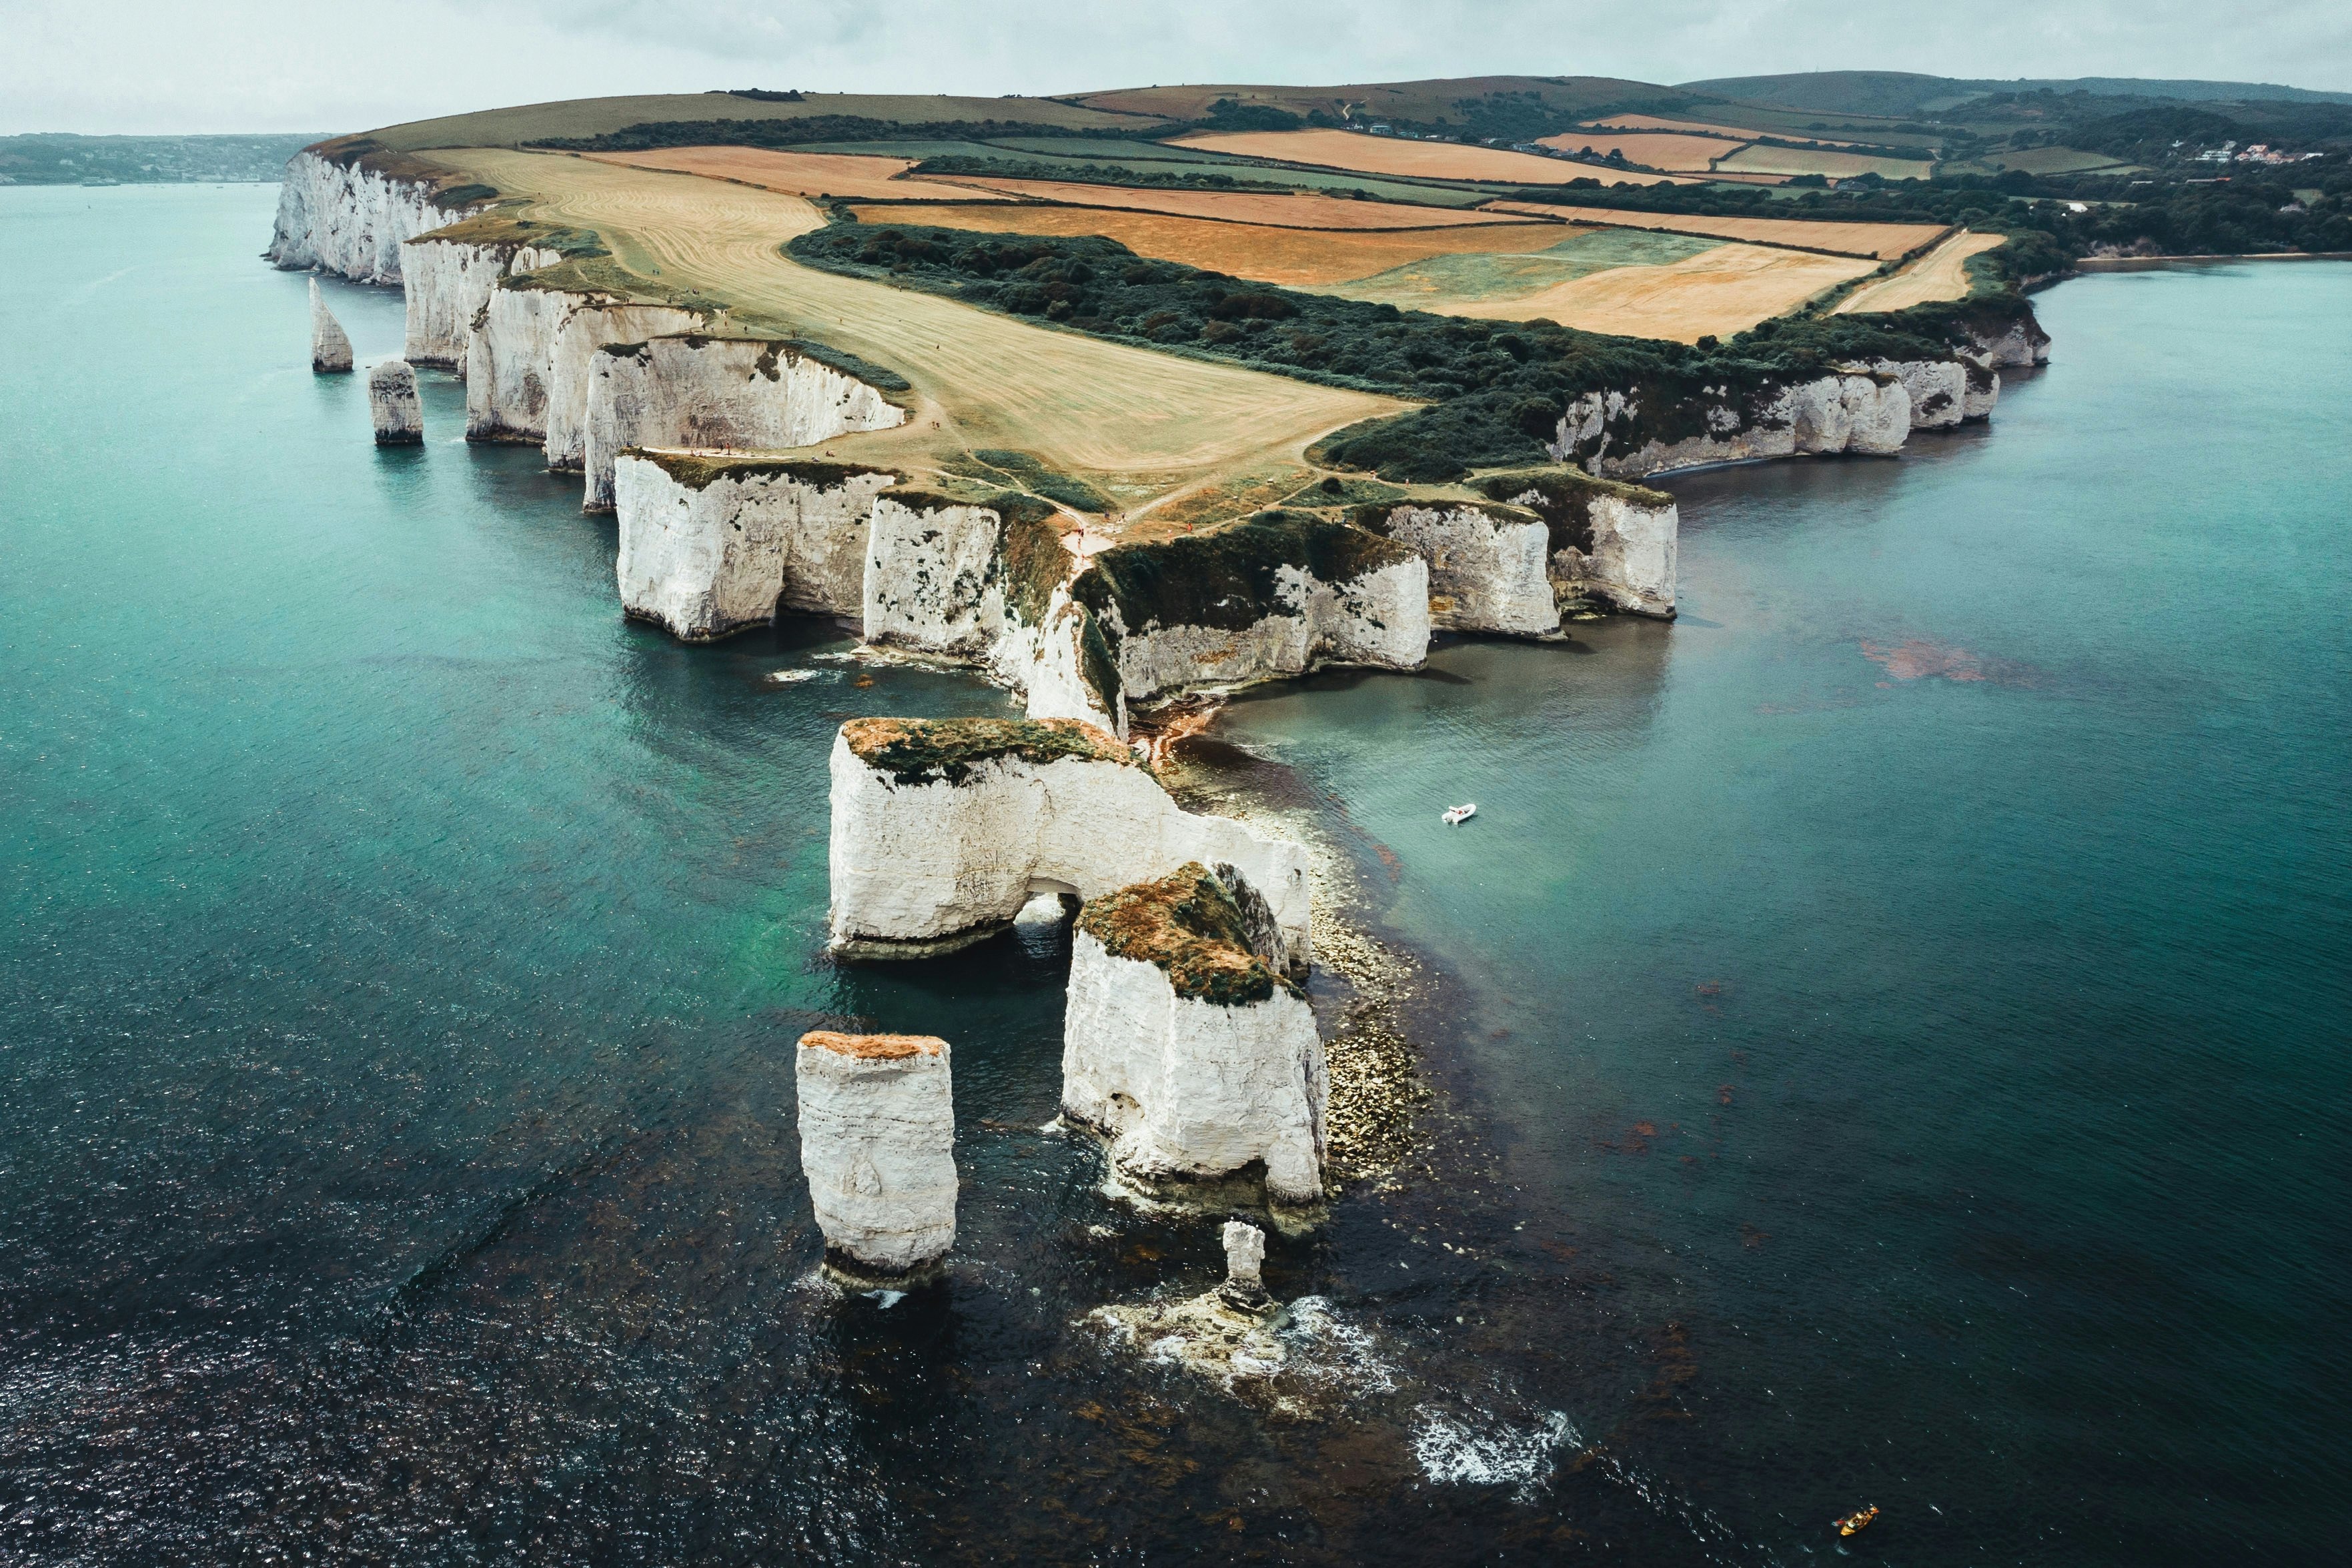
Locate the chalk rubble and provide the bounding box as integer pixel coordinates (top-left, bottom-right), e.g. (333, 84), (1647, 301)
(828, 718), (1311, 968)
(368, 359), (423, 445)
(310, 279), (353, 374)
(795, 1030), (957, 1278)
(1061, 864), (1328, 1207)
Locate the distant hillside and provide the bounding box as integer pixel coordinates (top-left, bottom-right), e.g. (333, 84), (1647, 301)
(1067, 76), (1695, 139)
(0, 133), (324, 185)
(1684, 71), (2352, 117)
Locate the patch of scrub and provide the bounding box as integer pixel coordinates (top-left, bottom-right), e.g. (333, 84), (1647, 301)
(1327, 229), (1720, 309)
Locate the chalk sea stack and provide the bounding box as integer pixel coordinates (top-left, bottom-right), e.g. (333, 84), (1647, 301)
(826, 717), (1311, 967)
(368, 359), (423, 445)
(309, 278), (352, 373)
(795, 1030), (958, 1279)
(1062, 863), (1329, 1209)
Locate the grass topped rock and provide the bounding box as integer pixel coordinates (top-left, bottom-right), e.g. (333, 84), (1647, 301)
(1062, 863), (1329, 1209)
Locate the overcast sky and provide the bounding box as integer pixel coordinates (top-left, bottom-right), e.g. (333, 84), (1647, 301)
(6, 0), (2347, 136)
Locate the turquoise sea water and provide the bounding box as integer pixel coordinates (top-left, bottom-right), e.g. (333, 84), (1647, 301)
(3, 185), (2347, 1563)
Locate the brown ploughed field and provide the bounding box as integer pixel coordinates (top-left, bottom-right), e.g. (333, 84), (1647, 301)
(1171, 129), (1693, 187)
(848, 203), (1586, 285)
(580, 147), (1011, 203)
(922, 176), (1541, 229)
(1482, 200), (1950, 260)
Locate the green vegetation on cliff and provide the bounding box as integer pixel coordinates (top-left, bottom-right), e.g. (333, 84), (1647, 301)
(841, 716), (1129, 786)
(1078, 864), (1301, 1006)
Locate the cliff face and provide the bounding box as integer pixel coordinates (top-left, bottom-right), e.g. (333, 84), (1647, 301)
(464, 279), (704, 464)
(1369, 504), (1558, 638)
(1873, 357), (1968, 430)
(265, 149), (478, 286)
(402, 232), (561, 370)
(1062, 866), (1327, 1207)
(583, 335), (905, 512)
(827, 719), (1312, 968)
(795, 1030), (958, 1277)
(1554, 371), (1912, 480)
(615, 454), (897, 641)
(1077, 516), (1429, 704)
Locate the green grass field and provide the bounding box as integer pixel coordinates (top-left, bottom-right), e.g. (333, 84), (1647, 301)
(368, 93), (1156, 152)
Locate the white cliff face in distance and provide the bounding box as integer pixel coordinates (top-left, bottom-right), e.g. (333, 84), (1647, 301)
(310, 279), (353, 374)
(583, 335), (905, 511)
(1061, 864), (1329, 1208)
(1554, 371), (1912, 480)
(827, 718), (1312, 968)
(795, 1030), (958, 1277)
(368, 360), (423, 445)
(463, 281), (704, 464)
(267, 149), (476, 285)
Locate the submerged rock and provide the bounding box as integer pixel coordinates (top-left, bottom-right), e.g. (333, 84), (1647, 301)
(368, 359), (422, 445)
(827, 718), (1311, 968)
(795, 1030), (957, 1279)
(309, 279), (352, 374)
(1063, 864), (1328, 1207)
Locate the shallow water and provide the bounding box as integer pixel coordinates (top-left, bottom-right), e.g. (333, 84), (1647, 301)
(2, 185), (2346, 1563)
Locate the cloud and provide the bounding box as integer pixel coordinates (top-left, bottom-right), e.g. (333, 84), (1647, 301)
(3, 0), (2345, 135)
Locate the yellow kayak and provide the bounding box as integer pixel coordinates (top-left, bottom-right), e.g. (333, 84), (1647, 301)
(1835, 1505), (1879, 1537)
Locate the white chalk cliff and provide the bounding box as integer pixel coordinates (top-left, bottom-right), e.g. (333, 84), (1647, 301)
(310, 279), (352, 374)
(368, 359), (422, 445)
(616, 454), (897, 640)
(1554, 370), (1912, 480)
(1374, 504), (1561, 637)
(1061, 864), (1329, 1207)
(267, 148), (477, 286)
(795, 1030), (957, 1277)
(463, 276), (704, 466)
(582, 335), (905, 511)
(402, 229), (562, 370)
(827, 718), (1311, 969)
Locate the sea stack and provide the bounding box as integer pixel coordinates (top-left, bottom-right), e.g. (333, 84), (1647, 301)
(1221, 1220), (1271, 1312)
(1061, 864), (1328, 1209)
(795, 1030), (958, 1279)
(368, 359), (423, 445)
(827, 717), (1312, 968)
(309, 278), (352, 373)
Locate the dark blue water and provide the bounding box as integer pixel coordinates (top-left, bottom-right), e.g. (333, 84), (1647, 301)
(3, 185), (2347, 1564)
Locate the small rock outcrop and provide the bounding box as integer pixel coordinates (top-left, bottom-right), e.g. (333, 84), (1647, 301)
(309, 279), (352, 374)
(1221, 1220), (1272, 1313)
(1061, 864), (1328, 1207)
(828, 718), (1311, 967)
(368, 359), (422, 445)
(796, 1030), (957, 1278)
(583, 334), (905, 510)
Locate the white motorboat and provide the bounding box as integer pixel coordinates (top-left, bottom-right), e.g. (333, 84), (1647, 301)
(1441, 802), (1477, 826)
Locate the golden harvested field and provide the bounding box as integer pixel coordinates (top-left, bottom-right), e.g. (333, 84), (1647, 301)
(1536, 131), (1745, 171)
(582, 147), (1010, 203)
(433, 149), (1403, 520)
(847, 203), (1586, 285)
(1172, 129), (1692, 187)
(1716, 145), (1934, 181)
(1835, 230), (2008, 313)
(922, 176), (1540, 229)
(1482, 200), (1950, 260)
(1429, 243), (1876, 341)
